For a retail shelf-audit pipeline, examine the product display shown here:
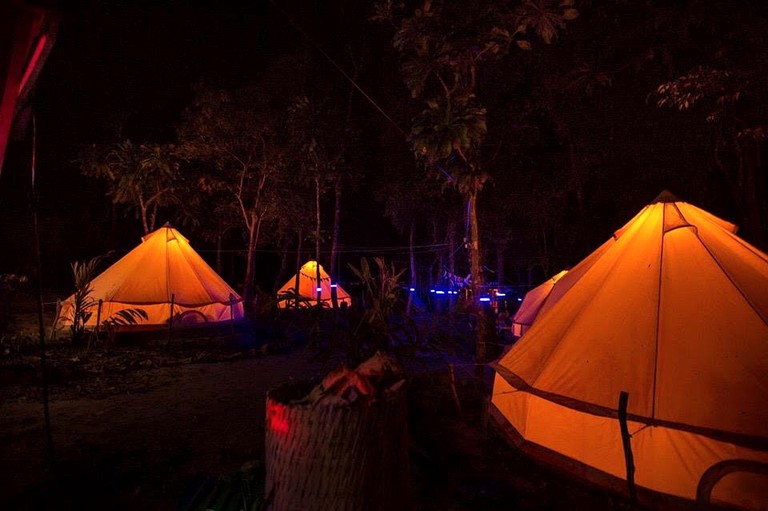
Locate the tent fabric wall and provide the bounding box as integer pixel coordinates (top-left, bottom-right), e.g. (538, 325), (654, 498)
(511, 269), (568, 337)
(491, 193), (768, 510)
(56, 225), (244, 328)
(276, 260), (351, 309)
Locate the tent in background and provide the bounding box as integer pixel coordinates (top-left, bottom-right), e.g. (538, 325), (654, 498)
(277, 260), (352, 309)
(491, 191), (768, 510)
(56, 224), (244, 329)
(511, 269), (568, 337)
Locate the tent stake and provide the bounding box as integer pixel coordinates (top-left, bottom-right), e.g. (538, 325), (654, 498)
(618, 391), (637, 503)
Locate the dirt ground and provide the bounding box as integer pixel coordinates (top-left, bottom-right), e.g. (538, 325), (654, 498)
(0, 291), (642, 511)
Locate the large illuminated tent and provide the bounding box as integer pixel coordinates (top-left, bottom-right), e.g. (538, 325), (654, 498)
(511, 269), (568, 337)
(56, 224), (244, 328)
(276, 260), (352, 309)
(491, 191), (768, 509)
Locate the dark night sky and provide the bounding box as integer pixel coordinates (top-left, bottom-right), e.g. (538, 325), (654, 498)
(2, 1), (406, 289)
(2, 1), (766, 292)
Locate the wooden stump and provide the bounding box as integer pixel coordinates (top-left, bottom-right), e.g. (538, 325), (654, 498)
(264, 381), (411, 511)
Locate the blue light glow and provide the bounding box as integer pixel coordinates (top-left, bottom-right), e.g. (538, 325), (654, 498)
(316, 287), (322, 292)
(429, 289), (435, 293)
(409, 287), (415, 292)
(330, 284), (337, 288)
(496, 292), (506, 297)
(517, 297), (522, 302)
(435, 290), (445, 295)
(479, 297), (491, 302)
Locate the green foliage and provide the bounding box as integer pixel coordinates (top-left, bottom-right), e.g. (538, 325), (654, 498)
(176, 82), (292, 309)
(65, 256), (106, 345)
(99, 308), (149, 346)
(515, 0), (577, 46)
(179, 461), (264, 511)
(380, 0), (578, 177)
(276, 287), (314, 310)
(78, 140), (181, 233)
(330, 257), (417, 365)
(411, 95), (487, 164)
(63, 254), (148, 347)
(0, 274), (29, 345)
(349, 257), (407, 335)
(655, 66), (738, 121)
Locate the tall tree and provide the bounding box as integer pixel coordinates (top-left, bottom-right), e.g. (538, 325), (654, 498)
(653, 1), (768, 248)
(286, 95), (352, 307)
(178, 83), (286, 313)
(375, 0), (577, 363)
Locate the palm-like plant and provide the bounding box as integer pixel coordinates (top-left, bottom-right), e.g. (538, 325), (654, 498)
(66, 256), (104, 345)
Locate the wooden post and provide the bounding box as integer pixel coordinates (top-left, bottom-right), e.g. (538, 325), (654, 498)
(168, 293), (175, 340)
(95, 299), (103, 336)
(618, 391), (637, 503)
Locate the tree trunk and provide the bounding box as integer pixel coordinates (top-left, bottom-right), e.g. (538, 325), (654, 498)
(448, 224), (456, 276)
(274, 238), (289, 293)
(407, 219), (416, 314)
(140, 200), (149, 235)
(330, 178), (342, 309)
(738, 137), (768, 249)
(468, 183), (491, 380)
(216, 231), (223, 276)
(495, 241), (505, 287)
(149, 201), (158, 232)
(294, 228), (303, 311)
(315, 177), (322, 306)
(242, 212), (262, 317)
(567, 138), (588, 254)
(447, 224), (455, 308)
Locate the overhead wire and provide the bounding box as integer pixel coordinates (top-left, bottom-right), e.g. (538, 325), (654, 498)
(266, 0), (409, 139)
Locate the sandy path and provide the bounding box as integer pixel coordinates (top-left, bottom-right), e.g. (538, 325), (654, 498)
(0, 350), (334, 509)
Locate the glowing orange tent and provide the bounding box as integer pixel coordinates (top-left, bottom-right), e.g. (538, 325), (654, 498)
(511, 269), (568, 337)
(276, 260), (352, 309)
(56, 225), (244, 328)
(491, 192), (768, 509)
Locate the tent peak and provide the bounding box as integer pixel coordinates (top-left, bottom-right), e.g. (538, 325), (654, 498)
(651, 190), (680, 204)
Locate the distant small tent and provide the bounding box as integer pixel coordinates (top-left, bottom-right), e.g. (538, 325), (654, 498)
(491, 192), (768, 509)
(56, 225), (244, 329)
(511, 269), (568, 337)
(276, 260), (352, 309)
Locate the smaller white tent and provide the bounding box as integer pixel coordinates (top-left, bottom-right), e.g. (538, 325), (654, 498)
(276, 261), (352, 309)
(511, 269), (568, 337)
